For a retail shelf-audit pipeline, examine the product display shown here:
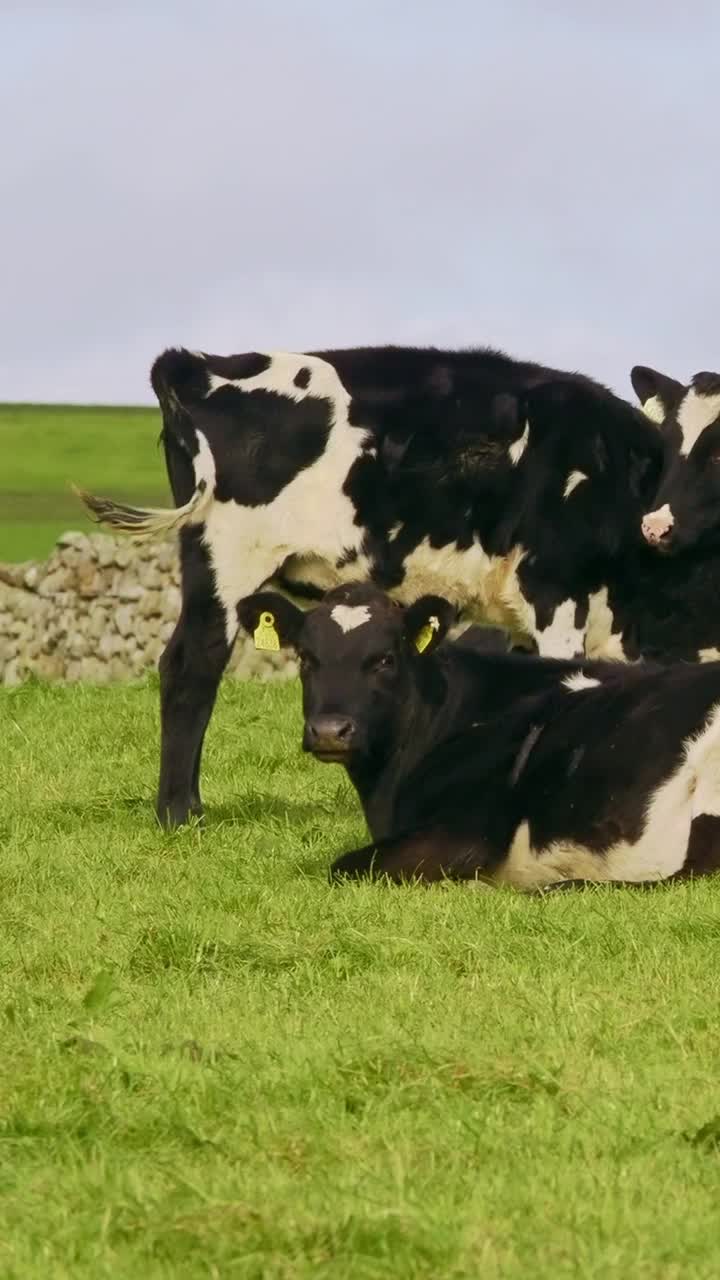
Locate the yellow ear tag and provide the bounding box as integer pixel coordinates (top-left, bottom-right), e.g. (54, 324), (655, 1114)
(415, 615), (440, 654)
(254, 610), (280, 652)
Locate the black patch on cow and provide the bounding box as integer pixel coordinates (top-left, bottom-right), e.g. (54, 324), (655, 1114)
(510, 723), (543, 786)
(294, 367), (312, 389)
(205, 352), (271, 382)
(692, 372), (720, 398)
(682, 814), (720, 877)
(191, 388), (333, 507)
(151, 348), (210, 405)
(337, 547), (359, 568)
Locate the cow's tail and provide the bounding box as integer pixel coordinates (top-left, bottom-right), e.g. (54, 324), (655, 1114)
(75, 346), (216, 541)
(73, 475), (213, 541)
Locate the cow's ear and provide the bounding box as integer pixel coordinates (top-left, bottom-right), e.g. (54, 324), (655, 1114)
(404, 595), (457, 656)
(630, 365), (685, 426)
(236, 592), (305, 651)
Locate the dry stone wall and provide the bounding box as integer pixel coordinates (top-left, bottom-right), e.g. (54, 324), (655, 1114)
(0, 532), (297, 687)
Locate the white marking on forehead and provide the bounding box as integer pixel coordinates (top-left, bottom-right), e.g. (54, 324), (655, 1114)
(641, 395), (666, 425)
(509, 422), (529, 466)
(330, 603), (372, 633)
(563, 470), (588, 499)
(699, 647), (720, 663)
(563, 672), (600, 693)
(678, 387), (720, 456)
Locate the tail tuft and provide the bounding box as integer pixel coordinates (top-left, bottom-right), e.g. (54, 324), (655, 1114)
(73, 481), (211, 541)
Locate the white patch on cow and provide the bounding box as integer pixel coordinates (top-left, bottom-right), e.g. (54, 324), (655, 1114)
(678, 387), (720, 457)
(395, 540), (530, 635)
(192, 429), (216, 498)
(700, 648), (720, 663)
(492, 702), (720, 888)
(535, 599), (585, 659)
(563, 470), (588, 499)
(330, 604), (372, 633)
(206, 352), (314, 402)
(642, 503), (674, 544)
(198, 354), (368, 645)
(389, 522), (403, 541)
(563, 672), (600, 693)
(641, 394), (666, 425)
(509, 422), (529, 466)
(584, 586), (626, 661)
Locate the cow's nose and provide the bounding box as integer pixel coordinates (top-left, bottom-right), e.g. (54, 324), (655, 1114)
(641, 504), (674, 546)
(305, 715), (356, 758)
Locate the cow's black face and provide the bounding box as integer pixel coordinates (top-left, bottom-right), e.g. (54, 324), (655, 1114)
(237, 583), (455, 768)
(633, 366), (720, 555)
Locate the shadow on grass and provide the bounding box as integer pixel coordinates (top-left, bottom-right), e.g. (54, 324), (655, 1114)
(28, 791), (330, 832)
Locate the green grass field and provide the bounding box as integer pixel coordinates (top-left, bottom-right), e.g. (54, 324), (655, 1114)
(0, 404), (166, 562)
(4, 676), (720, 1278)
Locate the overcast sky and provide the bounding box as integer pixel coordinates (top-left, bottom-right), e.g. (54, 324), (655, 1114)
(2, 0), (718, 405)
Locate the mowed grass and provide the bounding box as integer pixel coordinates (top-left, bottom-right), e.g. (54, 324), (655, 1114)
(0, 404), (167, 561)
(4, 678), (720, 1277)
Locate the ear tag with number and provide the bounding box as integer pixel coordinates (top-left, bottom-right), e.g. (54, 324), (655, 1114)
(254, 611), (280, 652)
(415, 615), (440, 654)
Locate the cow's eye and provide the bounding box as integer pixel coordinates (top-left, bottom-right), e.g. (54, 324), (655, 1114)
(370, 652), (395, 672)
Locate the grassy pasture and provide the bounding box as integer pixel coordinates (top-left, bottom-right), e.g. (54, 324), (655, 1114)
(0, 404), (167, 561)
(3, 676), (720, 1277)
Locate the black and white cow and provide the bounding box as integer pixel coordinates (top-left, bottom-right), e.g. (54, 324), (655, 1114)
(79, 343), (664, 826)
(634, 366), (720, 559)
(237, 583), (720, 888)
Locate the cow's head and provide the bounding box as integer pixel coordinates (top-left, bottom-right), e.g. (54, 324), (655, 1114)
(237, 583), (458, 767)
(632, 365), (720, 554)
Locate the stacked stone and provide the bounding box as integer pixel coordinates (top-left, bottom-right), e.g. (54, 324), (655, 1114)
(0, 532), (297, 687)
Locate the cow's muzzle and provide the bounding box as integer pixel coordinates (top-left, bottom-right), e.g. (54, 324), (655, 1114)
(304, 715), (357, 762)
(641, 503), (674, 549)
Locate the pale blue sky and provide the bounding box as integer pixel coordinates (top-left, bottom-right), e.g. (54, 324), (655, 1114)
(1, 0), (718, 404)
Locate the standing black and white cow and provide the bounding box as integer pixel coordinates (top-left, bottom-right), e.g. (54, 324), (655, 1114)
(594, 364), (720, 665)
(78, 343), (664, 826)
(634, 366), (720, 558)
(236, 583), (720, 888)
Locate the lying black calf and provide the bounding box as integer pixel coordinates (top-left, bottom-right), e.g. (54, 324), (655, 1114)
(238, 583), (720, 888)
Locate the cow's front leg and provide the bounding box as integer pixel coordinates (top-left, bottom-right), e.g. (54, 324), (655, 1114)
(330, 827), (490, 885)
(156, 588), (232, 828)
(156, 531), (279, 828)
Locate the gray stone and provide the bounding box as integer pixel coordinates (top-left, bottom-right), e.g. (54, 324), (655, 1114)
(114, 543), (133, 568)
(97, 632), (123, 661)
(78, 656), (112, 684)
(37, 567), (71, 597)
(3, 658), (23, 687)
(56, 531), (90, 550)
(115, 605), (135, 638)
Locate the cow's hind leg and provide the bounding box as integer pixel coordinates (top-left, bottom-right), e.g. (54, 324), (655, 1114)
(156, 532), (232, 827)
(330, 827), (490, 885)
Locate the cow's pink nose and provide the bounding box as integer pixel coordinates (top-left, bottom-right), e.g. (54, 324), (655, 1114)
(641, 503), (674, 544)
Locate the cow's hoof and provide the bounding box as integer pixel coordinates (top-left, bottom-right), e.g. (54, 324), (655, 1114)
(156, 801), (204, 830)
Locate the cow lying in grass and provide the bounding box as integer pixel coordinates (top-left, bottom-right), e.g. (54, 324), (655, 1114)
(238, 583), (720, 888)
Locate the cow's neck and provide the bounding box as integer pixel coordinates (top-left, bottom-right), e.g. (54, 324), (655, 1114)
(345, 663), (451, 839)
